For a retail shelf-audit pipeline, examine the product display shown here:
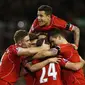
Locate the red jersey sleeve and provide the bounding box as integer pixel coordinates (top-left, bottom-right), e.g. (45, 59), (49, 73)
(59, 58), (68, 67)
(29, 15), (74, 33)
(52, 15), (67, 29)
(8, 45), (19, 55)
(52, 15), (74, 31)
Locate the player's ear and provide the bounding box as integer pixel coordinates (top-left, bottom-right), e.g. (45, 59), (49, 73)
(47, 15), (51, 20)
(18, 41), (22, 46)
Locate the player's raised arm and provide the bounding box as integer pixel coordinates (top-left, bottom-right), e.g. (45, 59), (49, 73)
(71, 25), (80, 48)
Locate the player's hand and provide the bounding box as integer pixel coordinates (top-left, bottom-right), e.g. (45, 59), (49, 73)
(71, 44), (78, 50)
(41, 40), (50, 50)
(48, 57), (61, 63)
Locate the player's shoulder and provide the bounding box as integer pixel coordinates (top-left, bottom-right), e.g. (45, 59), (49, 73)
(8, 44), (17, 49)
(7, 44), (19, 51)
(52, 14), (62, 21)
(59, 44), (72, 51)
(59, 44), (67, 48)
(52, 15), (58, 20)
(52, 15), (67, 26)
(6, 44), (21, 55)
(32, 18), (38, 26)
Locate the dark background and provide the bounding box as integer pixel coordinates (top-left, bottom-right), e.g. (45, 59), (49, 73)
(0, 0), (85, 60)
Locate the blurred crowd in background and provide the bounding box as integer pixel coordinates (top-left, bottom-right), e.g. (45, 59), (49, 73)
(0, 0), (85, 60)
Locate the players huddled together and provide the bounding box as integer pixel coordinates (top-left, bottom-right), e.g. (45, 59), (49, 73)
(0, 5), (85, 85)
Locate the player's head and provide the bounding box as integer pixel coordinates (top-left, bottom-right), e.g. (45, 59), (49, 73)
(37, 5), (52, 26)
(49, 30), (68, 45)
(29, 33), (38, 47)
(14, 30), (31, 48)
(38, 32), (48, 39)
(36, 32), (50, 46)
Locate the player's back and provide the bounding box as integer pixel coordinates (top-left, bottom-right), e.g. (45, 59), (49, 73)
(61, 68), (85, 85)
(20, 57), (35, 85)
(0, 44), (21, 82)
(24, 72), (35, 85)
(59, 44), (85, 85)
(59, 44), (80, 62)
(32, 59), (63, 85)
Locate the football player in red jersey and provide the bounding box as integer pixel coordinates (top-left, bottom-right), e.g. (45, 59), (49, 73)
(23, 33), (84, 85)
(20, 32), (61, 85)
(21, 33), (63, 85)
(21, 57), (61, 85)
(49, 30), (85, 85)
(0, 30), (51, 85)
(20, 57), (61, 85)
(29, 5), (80, 49)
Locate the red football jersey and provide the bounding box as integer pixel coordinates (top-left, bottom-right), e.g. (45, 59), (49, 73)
(29, 15), (74, 32)
(0, 44), (21, 82)
(0, 79), (14, 85)
(59, 44), (85, 85)
(32, 59), (63, 85)
(24, 73), (35, 85)
(21, 57), (35, 85)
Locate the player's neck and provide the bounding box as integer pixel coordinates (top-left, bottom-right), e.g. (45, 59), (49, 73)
(62, 40), (68, 44)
